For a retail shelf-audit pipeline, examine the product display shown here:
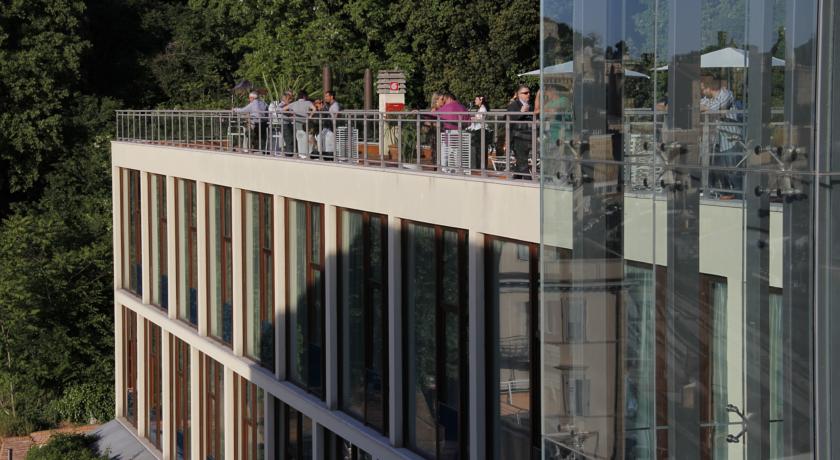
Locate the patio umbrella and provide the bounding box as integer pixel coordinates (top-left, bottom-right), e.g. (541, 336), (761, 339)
(518, 60), (650, 79)
(653, 47), (785, 70)
(231, 80), (254, 106)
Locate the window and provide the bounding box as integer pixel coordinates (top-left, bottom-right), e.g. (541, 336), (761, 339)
(207, 184), (233, 345)
(146, 320), (163, 450)
(234, 375), (265, 460)
(485, 237), (540, 459)
(200, 353), (225, 460)
(243, 191), (275, 371)
(273, 397), (313, 460)
(170, 336), (190, 460)
(286, 199), (324, 397)
(122, 169), (142, 295)
(322, 429), (373, 460)
(403, 221), (468, 459)
(123, 307), (138, 427)
(149, 174), (168, 310)
(338, 209), (388, 434)
(176, 179), (198, 326)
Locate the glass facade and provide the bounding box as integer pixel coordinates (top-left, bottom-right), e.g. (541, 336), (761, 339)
(122, 168), (142, 295)
(149, 173), (168, 309)
(171, 336), (191, 460)
(146, 320), (163, 450)
(201, 353), (225, 460)
(286, 199), (325, 398)
(322, 430), (373, 460)
(403, 221), (468, 459)
(235, 375), (265, 460)
(243, 191), (275, 371)
(208, 184), (233, 345)
(176, 178), (198, 326)
(486, 237), (540, 459)
(273, 397), (313, 460)
(540, 0), (831, 457)
(338, 209), (388, 434)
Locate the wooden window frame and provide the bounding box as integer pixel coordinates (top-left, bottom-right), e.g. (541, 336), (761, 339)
(148, 174), (168, 309)
(122, 169), (143, 295)
(170, 336), (190, 460)
(206, 185), (233, 345)
(175, 179), (198, 326)
(336, 209), (389, 435)
(483, 236), (542, 459)
(123, 307), (138, 427)
(284, 199), (326, 398)
(401, 220), (469, 460)
(235, 375), (262, 460)
(145, 320), (163, 450)
(242, 192), (275, 369)
(200, 354), (224, 460)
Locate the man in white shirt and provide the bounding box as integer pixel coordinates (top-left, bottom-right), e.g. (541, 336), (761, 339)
(284, 90), (315, 156)
(234, 92), (268, 152)
(318, 90), (342, 160)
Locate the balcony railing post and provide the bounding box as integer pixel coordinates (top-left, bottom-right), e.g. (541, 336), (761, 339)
(505, 116), (511, 178)
(531, 113), (538, 181)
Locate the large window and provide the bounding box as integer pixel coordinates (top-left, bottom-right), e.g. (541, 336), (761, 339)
(403, 221), (468, 459)
(234, 375), (265, 460)
(149, 173), (168, 310)
(485, 237), (540, 459)
(170, 336), (190, 460)
(200, 353), (225, 460)
(338, 209), (388, 434)
(207, 184), (233, 345)
(121, 169), (142, 295)
(176, 178), (198, 326)
(243, 191), (275, 371)
(273, 397), (313, 460)
(146, 320), (163, 450)
(122, 307), (138, 427)
(286, 199), (324, 397)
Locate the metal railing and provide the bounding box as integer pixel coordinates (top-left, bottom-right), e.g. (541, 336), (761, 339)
(115, 109), (542, 181)
(115, 108), (787, 197)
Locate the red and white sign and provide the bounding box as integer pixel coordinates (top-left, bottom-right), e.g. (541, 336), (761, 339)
(389, 81), (400, 91)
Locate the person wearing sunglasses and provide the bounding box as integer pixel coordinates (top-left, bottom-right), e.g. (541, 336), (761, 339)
(506, 85), (534, 179)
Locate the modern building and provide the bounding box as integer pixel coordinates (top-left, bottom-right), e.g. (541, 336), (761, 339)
(111, 0), (840, 459)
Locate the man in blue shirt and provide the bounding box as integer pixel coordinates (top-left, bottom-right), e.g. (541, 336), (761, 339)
(234, 92), (269, 152)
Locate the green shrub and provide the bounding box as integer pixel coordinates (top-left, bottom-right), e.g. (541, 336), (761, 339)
(48, 383), (114, 425)
(25, 434), (107, 460)
(0, 412), (36, 437)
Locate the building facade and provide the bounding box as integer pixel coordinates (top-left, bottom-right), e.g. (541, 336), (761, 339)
(112, 0), (840, 459)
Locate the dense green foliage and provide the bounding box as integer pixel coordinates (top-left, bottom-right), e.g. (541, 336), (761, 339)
(0, 0), (538, 436)
(25, 434), (108, 460)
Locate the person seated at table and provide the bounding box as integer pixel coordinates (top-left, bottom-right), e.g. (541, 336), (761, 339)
(233, 91), (268, 152)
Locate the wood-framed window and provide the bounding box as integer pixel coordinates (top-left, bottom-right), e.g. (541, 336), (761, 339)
(337, 208), (388, 435)
(207, 184), (233, 345)
(122, 169), (142, 295)
(234, 375), (265, 460)
(176, 178), (198, 326)
(123, 307), (138, 427)
(402, 221), (468, 460)
(243, 191), (275, 371)
(273, 397), (313, 460)
(149, 173), (168, 309)
(200, 353), (225, 460)
(484, 236), (542, 459)
(323, 429), (373, 460)
(145, 320), (163, 450)
(285, 199), (325, 398)
(170, 336), (190, 460)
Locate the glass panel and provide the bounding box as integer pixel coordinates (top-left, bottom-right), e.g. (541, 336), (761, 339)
(177, 179), (198, 325)
(149, 174), (168, 309)
(340, 210), (365, 419)
(172, 337), (190, 460)
(245, 192), (274, 371)
(208, 184), (233, 345)
(123, 169), (142, 295)
(146, 321), (163, 449)
(405, 222), (438, 458)
(487, 239), (534, 460)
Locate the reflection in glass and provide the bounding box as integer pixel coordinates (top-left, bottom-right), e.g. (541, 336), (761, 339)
(235, 375), (265, 460)
(176, 179), (198, 326)
(146, 320), (163, 450)
(274, 397), (313, 460)
(339, 209), (388, 434)
(404, 222), (468, 459)
(122, 307), (138, 427)
(201, 353), (225, 460)
(244, 191), (275, 371)
(122, 169), (142, 295)
(486, 238), (539, 459)
(171, 336), (190, 460)
(208, 184), (233, 345)
(287, 199), (324, 398)
(149, 174), (168, 309)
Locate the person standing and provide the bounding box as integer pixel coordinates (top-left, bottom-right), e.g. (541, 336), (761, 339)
(234, 91), (269, 152)
(506, 85), (534, 179)
(319, 90), (341, 160)
(700, 76), (740, 198)
(285, 90), (316, 156)
(467, 95), (490, 170)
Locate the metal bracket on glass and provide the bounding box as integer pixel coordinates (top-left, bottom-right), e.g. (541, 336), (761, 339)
(655, 142), (686, 191)
(725, 403), (748, 443)
(562, 139), (591, 185)
(744, 144), (806, 199)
